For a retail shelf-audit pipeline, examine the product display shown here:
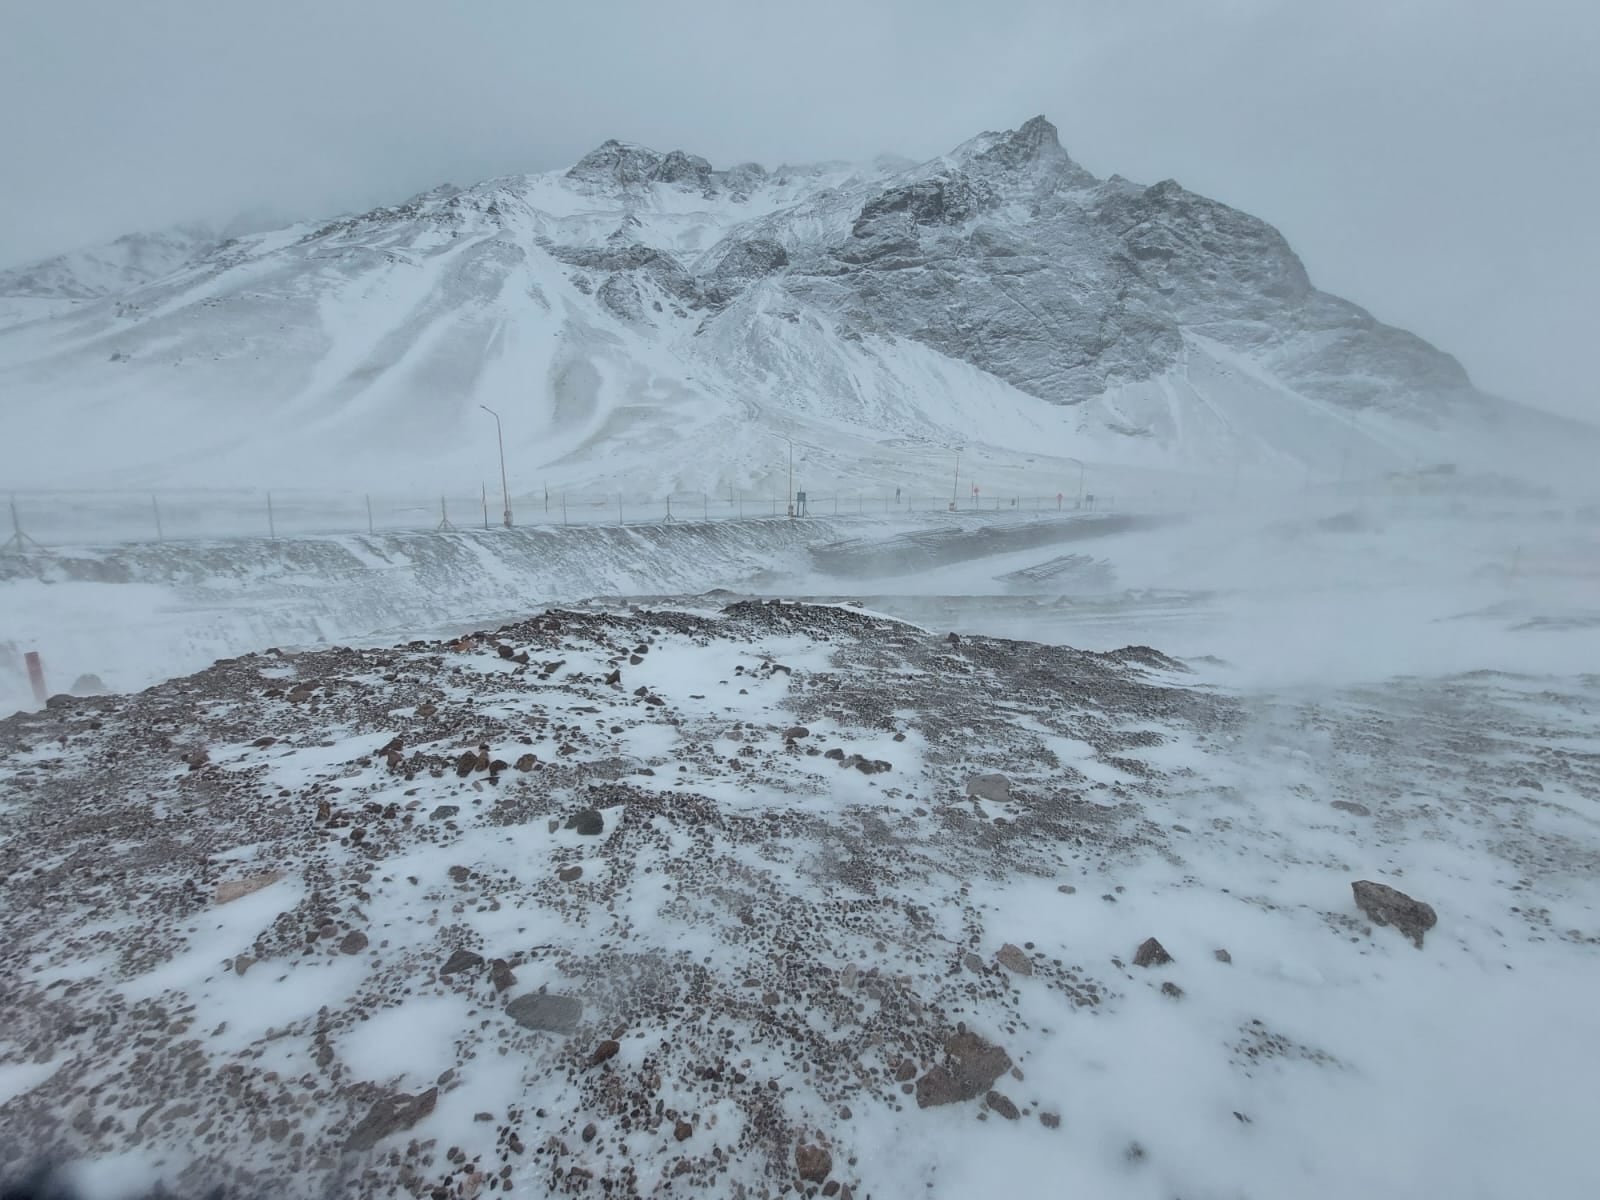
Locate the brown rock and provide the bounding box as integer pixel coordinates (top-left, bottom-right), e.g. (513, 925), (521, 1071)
(1331, 800), (1372, 816)
(489, 959), (516, 992)
(440, 948), (484, 976)
(338, 930), (369, 955)
(514, 753), (536, 771)
(589, 1039), (620, 1068)
(965, 773), (1011, 802)
(1133, 937), (1173, 967)
(795, 1144), (832, 1183)
(215, 871), (285, 904)
(894, 1059), (917, 1083)
(454, 751), (477, 778)
(915, 1029), (1012, 1108)
(558, 865), (583, 883)
(996, 944), (1033, 976)
(234, 954), (254, 976)
(1214, 948), (1232, 964)
(673, 1119), (693, 1142)
(506, 992), (582, 1033)
(1039, 1111), (1061, 1130)
(344, 1087), (438, 1151)
(252, 736), (277, 748)
(1161, 980), (1184, 999)
(783, 726), (810, 740)
(1352, 880), (1437, 948)
(985, 1091), (1020, 1120)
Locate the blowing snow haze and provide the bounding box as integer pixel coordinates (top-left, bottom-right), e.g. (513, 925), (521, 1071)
(3, 7), (1600, 1200)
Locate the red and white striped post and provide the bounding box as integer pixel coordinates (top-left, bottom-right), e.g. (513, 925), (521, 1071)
(24, 651), (47, 705)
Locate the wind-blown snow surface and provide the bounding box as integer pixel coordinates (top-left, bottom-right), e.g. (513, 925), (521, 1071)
(1, 602), (1597, 1200)
(4, 118), (1594, 495)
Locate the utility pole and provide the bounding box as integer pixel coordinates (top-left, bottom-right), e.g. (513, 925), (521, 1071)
(952, 451), (960, 506)
(2, 495), (45, 555)
(479, 405), (512, 527)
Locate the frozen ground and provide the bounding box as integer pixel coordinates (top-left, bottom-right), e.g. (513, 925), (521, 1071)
(1, 487), (1598, 1199)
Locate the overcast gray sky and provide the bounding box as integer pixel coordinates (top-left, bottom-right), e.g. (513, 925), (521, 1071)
(2, 0), (1595, 419)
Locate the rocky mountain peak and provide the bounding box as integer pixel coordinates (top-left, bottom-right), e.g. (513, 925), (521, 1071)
(567, 139), (718, 191)
(958, 114), (1095, 188)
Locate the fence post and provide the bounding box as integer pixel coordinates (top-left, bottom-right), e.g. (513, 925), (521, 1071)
(481, 482), (490, 530)
(738, 493), (744, 519)
(267, 491), (276, 540)
(562, 494), (568, 526)
(665, 496), (673, 523)
(151, 494), (164, 542)
(366, 494), (374, 536)
(618, 495), (623, 524)
(702, 492), (708, 521)
(436, 494), (455, 530)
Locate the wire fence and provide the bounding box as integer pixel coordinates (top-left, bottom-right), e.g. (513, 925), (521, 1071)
(1, 484), (1120, 550)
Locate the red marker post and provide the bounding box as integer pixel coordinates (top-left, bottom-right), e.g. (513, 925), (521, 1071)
(24, 651), (47, 705)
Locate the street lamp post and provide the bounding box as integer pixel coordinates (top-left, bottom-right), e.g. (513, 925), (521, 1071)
(479, 405), (512, 528)
(1063, 457), (1086, 508)
(787, 437), (794, 519)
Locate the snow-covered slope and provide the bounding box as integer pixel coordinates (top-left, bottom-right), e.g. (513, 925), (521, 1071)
(3, 603), (1598, 1199)
(2, 119), (1592, 494)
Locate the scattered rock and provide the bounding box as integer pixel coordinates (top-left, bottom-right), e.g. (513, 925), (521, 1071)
(823, 748), (845, 761)
(1515, 777), (1543, 791)
(1160, 980), (1184, 999)
(440, 949), (484, 976)
(558, 865), (584, 883)
(234, 955), (254, 977)
(565, 809), (604, 835)
(514, 753), (536, 771)
(589, 1040), (620, 1068)
(582, 1122), (597, 1143)
(70, 673), (107, 695)
(489, 958), (516, 992)
(429, 805), (459, 821)
(782, 726), (810, 740)
(673, 1119), (693, 1142)
(795, 1144), (832, 1183)
(251, 736), (277, 748)
(1214, 948), (1232, 964)
(506, 992), (583, 1033)
(965, 773), (1011, 803)
(894, 1059), (917, 1083)
(1352, 880), (1437, 948)
(985, 1091), (1020, 1120)
(338, 930), (369, 955)
(996, 943), (1033, 976)
(344, 1087), (438, 1152)
(1133, 937), (1173, 967)
(946, 632), (962, 645)
(447, 865), (471, 884)
(454, 751), (478, 778)
(1057, 884), (1077, 894)
(1331, 800), (1372, 816)
(1039, 1112), (1061, 1130)
(962, 952), (984, 975)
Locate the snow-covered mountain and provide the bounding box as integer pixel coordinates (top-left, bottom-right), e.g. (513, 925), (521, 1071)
(0, 222), (222, 301)
(1, 117), (1590, 494)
